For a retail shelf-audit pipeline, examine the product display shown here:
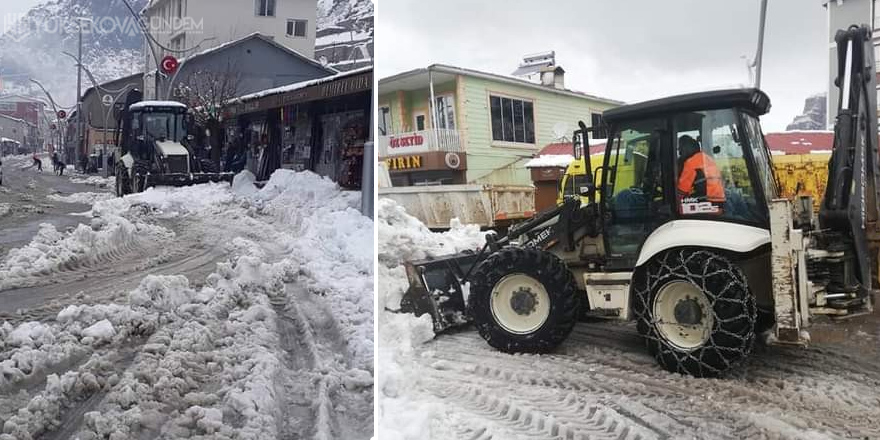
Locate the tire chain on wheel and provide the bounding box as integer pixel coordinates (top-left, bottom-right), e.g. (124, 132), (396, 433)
(631, 248), (756, 377)
(468, 246), (580, 353)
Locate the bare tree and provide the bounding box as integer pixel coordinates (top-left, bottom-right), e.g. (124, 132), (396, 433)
(173, 61), (243, 166)
(173, 60), (243, 126)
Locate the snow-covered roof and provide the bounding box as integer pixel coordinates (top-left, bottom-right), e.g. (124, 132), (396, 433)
(525, 154), (575, 169)
(129, 101), (187, 110)
(0, 113), (26, 124)
(150, 33), (336, 76)
(228, 66), (372, 105)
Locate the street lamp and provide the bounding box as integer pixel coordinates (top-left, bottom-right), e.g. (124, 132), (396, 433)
(73, 17), (93, 172)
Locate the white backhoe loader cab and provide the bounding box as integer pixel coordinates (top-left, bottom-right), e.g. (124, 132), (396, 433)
(400, 26), (880, 377)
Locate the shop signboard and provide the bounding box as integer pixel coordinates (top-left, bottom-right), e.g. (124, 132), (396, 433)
(387, 133), (428, 154)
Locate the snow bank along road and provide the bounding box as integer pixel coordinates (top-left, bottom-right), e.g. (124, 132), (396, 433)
(378, 198), (880, 440)
(0, 167), (374, 439)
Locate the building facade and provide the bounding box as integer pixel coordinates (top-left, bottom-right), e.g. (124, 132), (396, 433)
(142, 0), (318, 98)
(222, 67), (372, 187)
(378, 64), (621, 187)
(0, 114), (30, 154)
(823, 0), (880, 126)
(76, 34), (333, 168)
(0, 95), (47, 151)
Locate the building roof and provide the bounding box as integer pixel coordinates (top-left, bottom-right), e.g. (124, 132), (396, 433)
(0, 94), (47, 104)
(143, 33), (335, 78)
(81, 72), (143, 103)
(0, 113), (26, 124)
(228, 66), (372, 105)
(764, 131), (834, 155)
(380, 63), (624, 106)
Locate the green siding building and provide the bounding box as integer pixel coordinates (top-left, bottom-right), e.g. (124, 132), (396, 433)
(379, 64), (623, 186)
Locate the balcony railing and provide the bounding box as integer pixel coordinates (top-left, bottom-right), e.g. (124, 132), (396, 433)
(378, 128), (463, 157)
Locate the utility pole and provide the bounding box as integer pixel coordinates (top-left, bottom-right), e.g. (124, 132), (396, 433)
(74, 18), (90, 172)
(754, 0), (769, 89)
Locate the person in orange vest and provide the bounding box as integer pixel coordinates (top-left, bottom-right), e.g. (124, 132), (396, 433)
(677, 135), (725, 213)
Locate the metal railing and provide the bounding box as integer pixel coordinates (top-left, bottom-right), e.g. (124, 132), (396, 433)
(378, 128), (463, 156)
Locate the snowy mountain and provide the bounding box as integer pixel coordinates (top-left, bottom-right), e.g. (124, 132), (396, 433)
(786, 93), (827, 131)
(316, 0), (374, 71)
(0, 0), (374, 105)
(0, 0), (147, 107)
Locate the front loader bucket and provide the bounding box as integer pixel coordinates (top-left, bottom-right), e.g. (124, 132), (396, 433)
(143, 172), (236, 189)
(401, 252), (482, 333)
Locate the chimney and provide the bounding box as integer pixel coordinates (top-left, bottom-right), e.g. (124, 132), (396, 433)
(541, 66), (565, 89)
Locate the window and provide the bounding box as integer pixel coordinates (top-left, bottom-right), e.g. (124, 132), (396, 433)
(605, 118), (667, 257)
(379, 106), (391, 136)
(490, 95), (535, 144)
(171, 34), (186, 51)
(673, 109), (765, 223)
(435, 95), (456, 130)
(414, 113), (426, 131)
(591, 113), (607, 138)
(255, 0), (276, 17)
(287, 19), (307, 37)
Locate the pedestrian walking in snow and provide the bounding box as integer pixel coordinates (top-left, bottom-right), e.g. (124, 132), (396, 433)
(51, 152), (65, 176)
(31, 154), (42, 172)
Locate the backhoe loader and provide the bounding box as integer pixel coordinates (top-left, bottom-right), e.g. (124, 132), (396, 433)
(399, 25), (880, 377)
(114, 89), (234, 196)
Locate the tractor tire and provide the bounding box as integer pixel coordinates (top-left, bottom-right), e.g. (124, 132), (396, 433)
(132, 160), (151, 193)
(468, 247), (580, 353)
(115, 166), (131, 197)
(632, 248), (756, 377)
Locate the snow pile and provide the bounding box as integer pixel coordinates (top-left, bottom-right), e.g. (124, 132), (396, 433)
(0, 203), (10, 217)
(1, 169), (374, 438)
(70, 175), (114, 188)
(377, 198), (484, 438)
(251, 170), (375, 369)
(48, 192), (115, 204)
(0, 209), (173, 290)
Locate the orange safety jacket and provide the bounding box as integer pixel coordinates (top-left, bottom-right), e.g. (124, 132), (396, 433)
(677, 152), (725, 202)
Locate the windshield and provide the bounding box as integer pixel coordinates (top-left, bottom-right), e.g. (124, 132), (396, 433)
(672, 109), (766, 224)
(143, 112), (185, 142)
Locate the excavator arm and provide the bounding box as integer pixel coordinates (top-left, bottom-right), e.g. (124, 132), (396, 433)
(818, 25), (880, 302)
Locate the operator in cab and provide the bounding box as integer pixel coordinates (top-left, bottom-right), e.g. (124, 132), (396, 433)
(676, 135), (725, 214)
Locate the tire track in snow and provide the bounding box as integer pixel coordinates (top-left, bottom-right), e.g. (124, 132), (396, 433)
(273, 284), (372, 440)
(413, 324), (880, 440)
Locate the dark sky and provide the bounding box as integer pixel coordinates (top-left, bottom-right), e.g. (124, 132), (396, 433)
(377, 0), (830, 132)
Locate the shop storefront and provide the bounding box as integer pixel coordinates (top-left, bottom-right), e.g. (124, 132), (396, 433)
(222, 68), (372, 189)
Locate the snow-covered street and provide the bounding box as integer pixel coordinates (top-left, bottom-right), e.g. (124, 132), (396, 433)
(377, 199), (880, 440)
(0, 160), (373, 439)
